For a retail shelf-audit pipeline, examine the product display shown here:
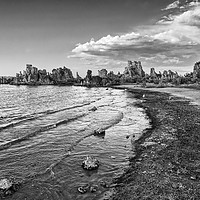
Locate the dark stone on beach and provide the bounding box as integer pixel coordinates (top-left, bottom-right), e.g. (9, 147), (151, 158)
(0, 178), (21, 197)
(89, 106), (97, 111)
(82, 156), (100, 170)
(94, 128), (105, 136)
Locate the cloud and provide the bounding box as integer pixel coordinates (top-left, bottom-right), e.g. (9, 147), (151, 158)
(161, 0), (200, 11)
(184, 0), (200, 8)
(156, 14), (175, 24)
(161, 0), (180, 11)
(182, 54), (192, 58)
(70, 0), (200, 72)
(72, 32), (142, 54)
(175, 5), (200, 26)
(162, 57), (183, 64)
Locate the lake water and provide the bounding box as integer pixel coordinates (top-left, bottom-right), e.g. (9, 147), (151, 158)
(0, 85), (150, 200)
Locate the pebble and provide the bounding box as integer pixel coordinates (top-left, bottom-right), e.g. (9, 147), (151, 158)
(90, 185), (98, 193)
(77, 184), (90, 194)
(190, 176), (196, 180)
(77, 187), (87, 194)
(100, 181), (108, 188)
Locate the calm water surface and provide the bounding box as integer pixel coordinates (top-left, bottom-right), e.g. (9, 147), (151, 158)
(0, 85), (150, 200)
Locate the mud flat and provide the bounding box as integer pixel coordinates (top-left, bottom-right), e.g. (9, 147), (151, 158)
(108, 86), (200, 200)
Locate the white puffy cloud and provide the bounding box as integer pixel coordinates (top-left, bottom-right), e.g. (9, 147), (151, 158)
(175, 6), (200, 26)
(72, 32), (143, 54)
(70, 0), (200, 71)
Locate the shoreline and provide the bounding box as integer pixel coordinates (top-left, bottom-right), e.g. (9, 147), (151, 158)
(107, 87), (200, 199)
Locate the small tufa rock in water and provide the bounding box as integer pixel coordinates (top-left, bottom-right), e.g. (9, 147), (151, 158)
(0, 179), (12, 190)
(90, 185), (98, 193)
(77, 184), (90, 194)
(94, 128), (105, 136)
(82, 156), (100, 170)
(169, 96), (172, 100)
(0, 178), (21, 197)
(89, 106), (97, 111)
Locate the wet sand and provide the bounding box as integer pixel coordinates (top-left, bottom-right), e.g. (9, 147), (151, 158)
(107, 86), (200, 200)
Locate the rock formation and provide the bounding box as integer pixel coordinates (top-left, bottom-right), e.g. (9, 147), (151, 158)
(82, 69), (121, 87)
(13, 64), (74, 85)
(193, 61), (200, 80)
(85, 70), (93, 85)
(51, 67), (74, 85)
(160, 70), (179, 83)
(150, 68), (158, 78)
(0, 76), (14, 84)
(8, 59), (200, 86)
(147, 67), (179, 84)
(98, 69), (108, 78)
(123, 61), (145, 78)
(75, 72), (83, 84)
(14, 64), (52, 85)
(82, 156), (99, 170)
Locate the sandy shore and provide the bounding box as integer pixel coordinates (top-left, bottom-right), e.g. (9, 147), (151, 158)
(114, 85), (200, 105)
(107, 86), (200, 200)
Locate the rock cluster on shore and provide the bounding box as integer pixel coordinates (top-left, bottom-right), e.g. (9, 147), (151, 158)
(2, 60), (200, 86)
(12, 64), (75, 85)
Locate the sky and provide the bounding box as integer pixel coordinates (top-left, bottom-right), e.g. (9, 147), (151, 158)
(0, 0), (200, 77)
